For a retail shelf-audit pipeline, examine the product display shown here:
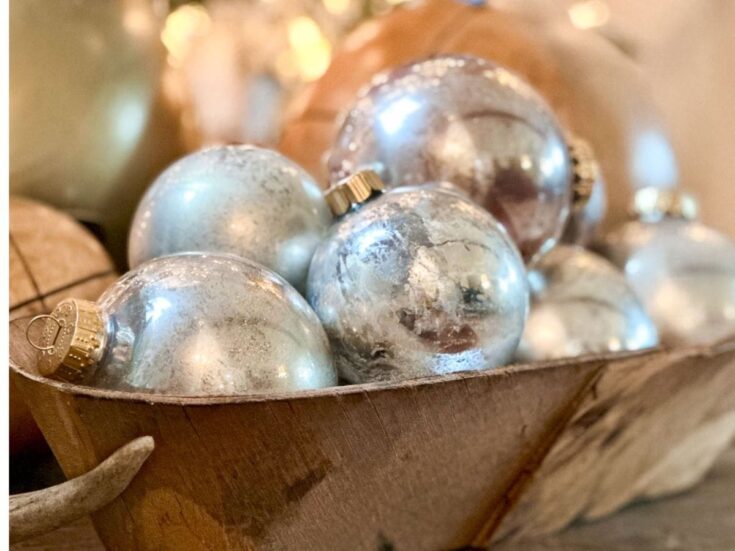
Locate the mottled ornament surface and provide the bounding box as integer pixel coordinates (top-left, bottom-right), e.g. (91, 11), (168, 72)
(89, 253), (336, 395)
(517, 245), (658, 361)
(328, 55), (571, 262)
(599, 218), (735, 345)
(307, 185), (529, 383)
(129, 145), (332, 292)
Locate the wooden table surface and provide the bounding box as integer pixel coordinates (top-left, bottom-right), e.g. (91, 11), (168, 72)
(12, 447), (735, 551)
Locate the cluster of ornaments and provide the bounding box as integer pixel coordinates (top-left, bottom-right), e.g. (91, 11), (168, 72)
(32, 53), (735, 398)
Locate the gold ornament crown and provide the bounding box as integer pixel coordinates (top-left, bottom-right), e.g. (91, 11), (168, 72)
(567, 135), (600, 211)
(325, 170), (386, 216)
(632, 187), (699, 222)
(27, 298), (106, 381)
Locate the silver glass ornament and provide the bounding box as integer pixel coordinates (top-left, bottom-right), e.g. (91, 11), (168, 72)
(33, 253), (336, 395)
(599, 212), (735, 346)
(327, 54), (572, 262)
(517, 245), (658, 362)
(128, 145), (332, 292)
(307, 172), (529, 383)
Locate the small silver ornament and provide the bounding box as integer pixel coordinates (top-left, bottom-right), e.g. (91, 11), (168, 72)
(561, 135), (607, 246)
(517, 245), (658, 361)
(598, 188), (735, 345)
(30, 253), (336, 395)
(327, 54), (572, 263)
(307, 171), (529, 383)
(128, 145), (332, 292)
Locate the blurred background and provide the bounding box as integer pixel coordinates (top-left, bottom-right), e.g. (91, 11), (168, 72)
(8, 0), (735, 489)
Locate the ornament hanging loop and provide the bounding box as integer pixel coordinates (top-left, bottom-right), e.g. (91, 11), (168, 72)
(25, 314), (65, 352)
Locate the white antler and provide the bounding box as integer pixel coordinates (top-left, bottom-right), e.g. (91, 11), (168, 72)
(9, 436), (154, 543)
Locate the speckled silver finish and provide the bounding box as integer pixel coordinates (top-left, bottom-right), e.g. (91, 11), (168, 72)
(598, 218), (735, 345)
(561, 169), (607, 246)
(517, 245), (658, 361)
(306, 186), (529, 383)
(88, 253), (336, 395)
(328, 54), (572, 263)
(128, 145), (332, 293)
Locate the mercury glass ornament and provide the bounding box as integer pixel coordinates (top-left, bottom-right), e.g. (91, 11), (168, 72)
(517, 245), (658, 362)
(128, 145), (332, 292)
(327, 54), (572, 262)
(282, 0), (679, 234)
(598, 188), (735, 345)
(30, 253), (336, 395)
(307, 171), (529, 383)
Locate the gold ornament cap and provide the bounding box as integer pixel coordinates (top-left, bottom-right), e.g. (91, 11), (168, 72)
(27, 299), (106, 381)
(325, 170), (386, 216)
(632, 187), (699, 222)
(567, 135), (600, 211)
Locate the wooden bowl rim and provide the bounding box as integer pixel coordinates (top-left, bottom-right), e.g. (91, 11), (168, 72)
(10, 316), (734, 406)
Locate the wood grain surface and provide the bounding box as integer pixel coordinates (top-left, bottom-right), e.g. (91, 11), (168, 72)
(11, 446), (735, 550)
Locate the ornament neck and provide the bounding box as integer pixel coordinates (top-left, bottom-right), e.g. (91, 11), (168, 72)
(26, 299), (107, 382)
(325, 170), (385, 217)
(632, 187), (699, 223)
(567, 134), (600, 212)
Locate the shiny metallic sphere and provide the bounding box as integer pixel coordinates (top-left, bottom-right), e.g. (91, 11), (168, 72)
(306, 185), (529, 383)
(128, 145), (332, 292)
(517, 245), (658, 361)
(92, 253), (336, 395)
(598, 218), (735, 345)
(328, 54), (572, 262)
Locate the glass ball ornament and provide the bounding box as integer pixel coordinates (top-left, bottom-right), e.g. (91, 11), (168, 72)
(598, 189), (735, 345)
(306, 171), (529, 383)
(328, 54), (572, 262)
(10, 0), (187, 265)
(128, 145), (332, 292)
(516, 245), (658, 362)
(280, 0), (679, 232)
(32, 253), (337, 395)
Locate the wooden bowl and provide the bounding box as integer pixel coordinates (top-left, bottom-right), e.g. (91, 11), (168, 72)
(10, 318), (735, 549)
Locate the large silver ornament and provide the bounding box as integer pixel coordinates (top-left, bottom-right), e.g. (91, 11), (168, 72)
(35, 253), (336, 395)
(128, 145), (332, 292)
(327, 54), (572, 263)
(517, 245), (658, 361)
(307, 173), (529, 383)
(599, 214), (735, 346)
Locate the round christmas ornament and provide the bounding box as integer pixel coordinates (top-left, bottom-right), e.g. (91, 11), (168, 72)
(598, 188), (735, 346)
(10, 0), (188, 265)
(10, 196), (117, 455)
(279, 0), (678, 230)
(561, 135), (607, 246)
(128, 145), (332, 292)
(307, 171), (529, 383)
(328, 55), (572, 262)
(30, 253), (337, 395)
(516, 245), (658, 362)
